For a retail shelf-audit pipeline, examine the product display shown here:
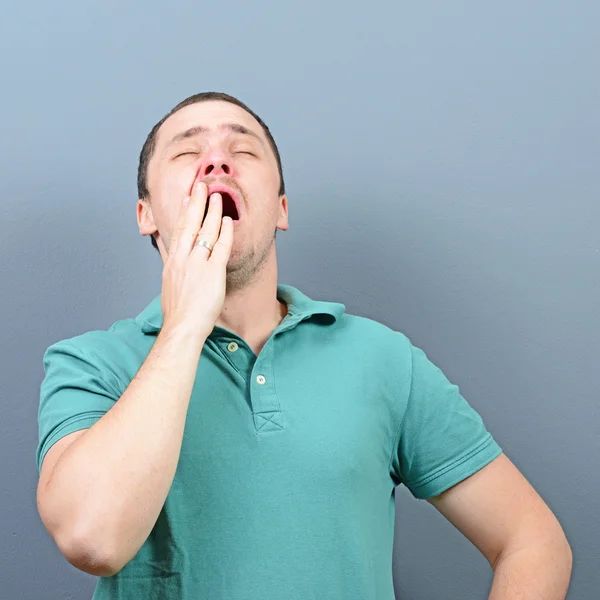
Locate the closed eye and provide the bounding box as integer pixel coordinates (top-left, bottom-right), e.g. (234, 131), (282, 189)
(174, 152), (198, 159)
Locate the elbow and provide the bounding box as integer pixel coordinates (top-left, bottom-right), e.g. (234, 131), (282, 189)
(493, 526), (573, 574)
(561, 535), (574, 571)
(547, 524), (573, 569)
(54, 525), (126, 577)
(37, 488), (136, 576)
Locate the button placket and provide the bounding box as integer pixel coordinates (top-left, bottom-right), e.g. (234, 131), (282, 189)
(250, 336), (284, 434)
(209, 336), (253, 382)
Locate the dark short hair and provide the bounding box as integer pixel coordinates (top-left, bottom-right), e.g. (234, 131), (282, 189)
(137, 91), (285, 253)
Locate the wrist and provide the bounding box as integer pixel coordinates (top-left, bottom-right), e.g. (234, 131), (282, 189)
(159, 322), (209, 353)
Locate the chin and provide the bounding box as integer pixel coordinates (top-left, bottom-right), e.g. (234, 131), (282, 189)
(225, 254), (243, 271)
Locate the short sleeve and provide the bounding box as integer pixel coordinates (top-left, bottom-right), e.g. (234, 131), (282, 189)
(390, 339), (502, 499)
(36, 341), (124, 473)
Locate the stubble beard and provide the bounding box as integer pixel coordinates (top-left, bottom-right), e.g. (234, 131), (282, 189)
(225, 227), (277, 295)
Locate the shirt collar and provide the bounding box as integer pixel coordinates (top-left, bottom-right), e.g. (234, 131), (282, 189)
(135, 283), (346, 335)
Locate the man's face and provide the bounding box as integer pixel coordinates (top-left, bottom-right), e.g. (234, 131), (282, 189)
(137, 100), (288, 281)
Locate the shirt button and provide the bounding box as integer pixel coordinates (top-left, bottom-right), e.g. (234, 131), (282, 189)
(227, 341), (238, 352)
(256, 375), (266, 385)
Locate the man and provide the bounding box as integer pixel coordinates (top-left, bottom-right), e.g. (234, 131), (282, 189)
(36, 92), (572, 599)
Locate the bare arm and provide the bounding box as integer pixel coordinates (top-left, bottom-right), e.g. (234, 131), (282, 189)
(37, 326), (205, 576)
(427, 452), (572, 600)
(37, 181), (234, 576)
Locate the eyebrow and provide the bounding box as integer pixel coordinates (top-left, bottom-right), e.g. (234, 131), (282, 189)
(166, 122), (265, 149)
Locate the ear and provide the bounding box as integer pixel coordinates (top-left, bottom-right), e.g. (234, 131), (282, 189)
(276, 194), (289, 232)
(137, 198), (158, 238)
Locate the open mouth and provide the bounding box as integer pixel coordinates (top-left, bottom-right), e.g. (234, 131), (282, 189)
(203, 191), (240, 221)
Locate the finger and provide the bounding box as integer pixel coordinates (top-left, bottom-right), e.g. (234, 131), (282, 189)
(169, 181), (205, 255)
(206, 216), (234, 264)
(168, 189), (194, 254)
(171, 181), (209, 258)
(193, 192), (223, 251)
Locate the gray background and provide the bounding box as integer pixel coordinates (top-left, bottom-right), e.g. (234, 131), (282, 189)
(1, 0), (598, 598)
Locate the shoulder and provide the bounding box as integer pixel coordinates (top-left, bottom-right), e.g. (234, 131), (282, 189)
(42, 316), (151, 394)
(335, 311), (412, 351)
(330, 312), (414, 380)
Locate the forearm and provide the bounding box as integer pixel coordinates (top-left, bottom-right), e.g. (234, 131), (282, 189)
(488, 536), (573, 600)
(43, 326), (205, 573)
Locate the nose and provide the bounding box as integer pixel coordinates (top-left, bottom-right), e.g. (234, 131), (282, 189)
(197, 147), (233, 179)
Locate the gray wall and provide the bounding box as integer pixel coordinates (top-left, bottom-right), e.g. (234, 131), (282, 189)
(1, 1), (598, 598)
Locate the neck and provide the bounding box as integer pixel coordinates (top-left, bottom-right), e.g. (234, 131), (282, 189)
(215, 251), (287, 349)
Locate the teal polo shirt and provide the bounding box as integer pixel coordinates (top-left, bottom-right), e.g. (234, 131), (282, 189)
(37, 283), (502, 600)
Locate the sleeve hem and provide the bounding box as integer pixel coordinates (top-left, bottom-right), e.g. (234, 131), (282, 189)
(407, 436), (503, 499)
(37, 411), (106, 473)
(387, 332), (414, 480)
